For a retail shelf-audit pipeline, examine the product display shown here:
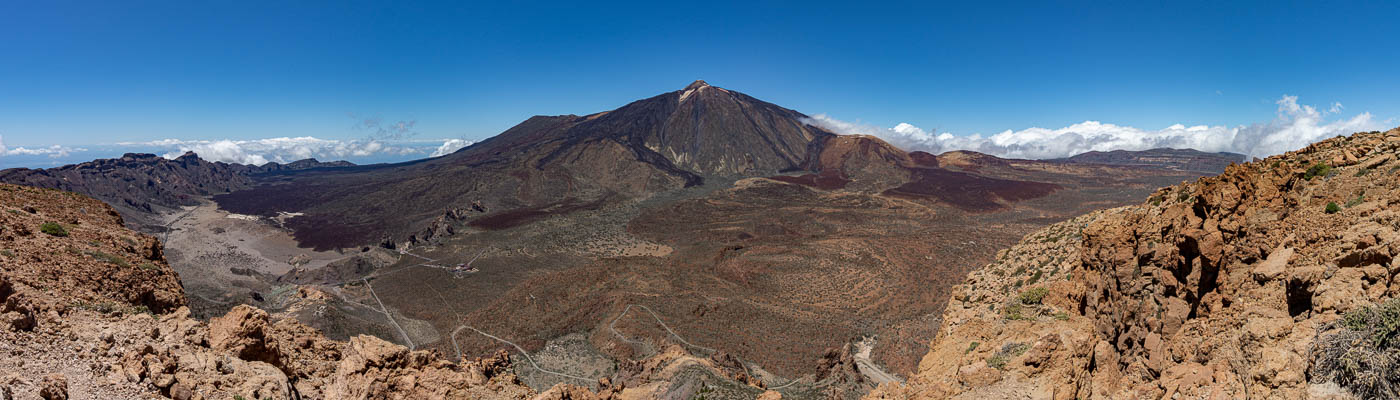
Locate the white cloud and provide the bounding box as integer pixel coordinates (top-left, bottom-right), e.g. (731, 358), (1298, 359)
(125, 136), (427, 165)
(0, 135), (86, 158)
(804, 95), (1380, 160)
(430, 138), (473, 157)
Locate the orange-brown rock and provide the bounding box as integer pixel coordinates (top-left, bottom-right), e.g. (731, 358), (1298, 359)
(0, 183), (556, 399)
(870, 128), (1400, 399)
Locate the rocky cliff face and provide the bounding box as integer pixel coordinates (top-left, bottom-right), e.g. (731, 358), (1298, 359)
(868, 128), (1400, 399)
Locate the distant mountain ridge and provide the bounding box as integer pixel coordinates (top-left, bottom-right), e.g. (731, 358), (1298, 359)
(0, 152), (353, 230)
(1052, 148), (1245, 173)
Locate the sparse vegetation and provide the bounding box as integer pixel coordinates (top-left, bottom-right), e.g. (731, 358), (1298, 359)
(40, 222), (68, 237)
(965, 341), (980, 354)
(1346, 194), (1365, 208)
(1026, 270), (1044, 285)
(688, 383), (716, 400)
(1304, 162), (1332, 180)
(1003, 304), (1033, 321)
(986, 342), (1030, 370)
(1356, 168), (1371, 177)
(1054, 311), (1069, 321)
(0, 249), (12, 257)
(1326, 202), (1341, 214)
(85, 250), (130, 268)
(1018, 287), (1049, 305)
(72, 300), (151, 316)
(139, 262), (158, 271)
(1312, 298), (1400, 399)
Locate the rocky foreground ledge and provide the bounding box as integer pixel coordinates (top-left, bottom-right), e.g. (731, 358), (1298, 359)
(0, 183), (602, 399)
(868, 128), (1400, 399)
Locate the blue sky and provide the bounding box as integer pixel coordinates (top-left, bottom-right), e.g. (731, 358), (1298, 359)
(1, 1), (1398, 167)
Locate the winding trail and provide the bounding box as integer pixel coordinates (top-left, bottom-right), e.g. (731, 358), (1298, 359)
(158, 203), (201, 244)
(399, 250), (596, 385)
(327, 249), (876, 391)
(607, 303), (879, 392)
(363, 277), (415, 350)
(449, 325), (595, 383)
(608, 304), (717, 353)
(853, 339), (902, 385)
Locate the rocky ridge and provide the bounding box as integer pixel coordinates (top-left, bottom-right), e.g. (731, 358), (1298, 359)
(0, 183), (544, 399)
(0, 152), (353, 232)
(867, 127), (1400, 399)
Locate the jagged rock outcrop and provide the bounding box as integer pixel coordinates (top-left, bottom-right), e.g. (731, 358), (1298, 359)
(403, 205), (487, 247)
(869, 128), (1400, 399)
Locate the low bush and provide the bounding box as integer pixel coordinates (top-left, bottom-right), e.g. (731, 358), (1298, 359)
(1326, 202), (1341, 214)
(987, 342), (1030, 370)
(1311, 299), (1400, 398)
(1305, 162), (1332, 180)
(1019, 287), (1049, 305)
(39, 222), (67, 237)
(1003, 304), (1028, 320)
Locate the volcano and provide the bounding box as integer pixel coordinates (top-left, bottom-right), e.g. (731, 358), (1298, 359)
(213, 81), (853, 249)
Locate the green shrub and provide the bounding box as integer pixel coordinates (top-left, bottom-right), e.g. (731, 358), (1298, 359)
(1054, 311), (1070, 321)
(1342, 299), (1400, 349)
(138, 262), (158, 271)
(1356, 168), (1372, 177)
(39, 222), (67, 237)
(1018, 287), (1049, 305)
(1326, 202), (1341, 214)
(1305, 162), (1332, 180)
(965, 341), (980, 354)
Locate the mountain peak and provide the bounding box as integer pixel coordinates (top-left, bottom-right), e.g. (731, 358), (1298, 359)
(684, 79), (710, 90)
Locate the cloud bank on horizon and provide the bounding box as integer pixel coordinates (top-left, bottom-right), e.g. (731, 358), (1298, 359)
(805, 95), (1383, 160)
(0, 136), (86, 158)
(120, 137), (475, 166)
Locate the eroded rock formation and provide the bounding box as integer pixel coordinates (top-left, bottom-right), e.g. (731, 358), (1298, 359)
(869, 128), (1400, 399)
